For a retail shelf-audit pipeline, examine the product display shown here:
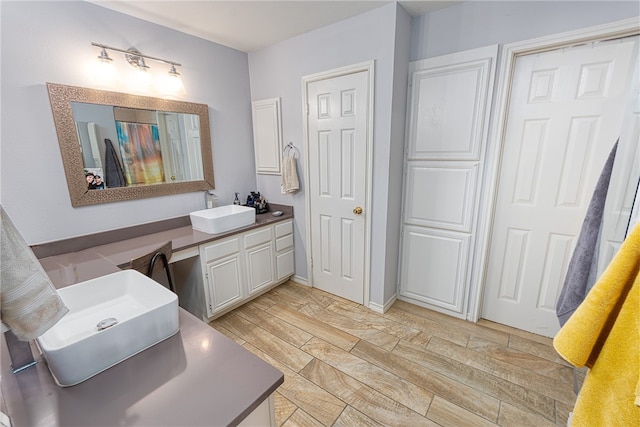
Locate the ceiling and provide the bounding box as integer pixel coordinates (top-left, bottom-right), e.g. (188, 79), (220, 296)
(89, 1), (462, 52)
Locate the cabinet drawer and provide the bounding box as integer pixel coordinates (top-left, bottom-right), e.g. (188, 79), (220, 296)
(275, 220), (292, 238)
(244, 227), (273, 248)
(275, 234), (294, 252)
(202, 237), (239, 263)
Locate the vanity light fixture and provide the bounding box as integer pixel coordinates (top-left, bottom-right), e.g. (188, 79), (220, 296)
(97, 47), (113, 63)
(91, 42), (185, 93)
(125, 48), (150, 71)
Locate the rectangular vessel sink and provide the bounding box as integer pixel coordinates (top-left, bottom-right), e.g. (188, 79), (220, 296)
(190, 204), (256, 234)
(36, 270), (179, 387)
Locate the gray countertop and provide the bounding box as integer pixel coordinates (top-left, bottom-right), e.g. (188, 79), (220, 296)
(38, 204), (293, 288)
(1, 309), (284, 426)
(1, 206), (291, 426)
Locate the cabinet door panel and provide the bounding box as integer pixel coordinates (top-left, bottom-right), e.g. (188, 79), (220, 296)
(206, 255), (243, 316)
(252, 98), (283, 174)
(399, 226), (470, 315)
(276, 249), (295, 281)
(246, 243), (275, 294)
(404, 162), (478, 232)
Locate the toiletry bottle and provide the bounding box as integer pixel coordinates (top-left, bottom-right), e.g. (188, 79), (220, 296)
(233, 193), (241, 205)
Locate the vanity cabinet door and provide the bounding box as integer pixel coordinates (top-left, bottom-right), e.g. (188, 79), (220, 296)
(204, 254), (243, 317)
(201, 236), (244, 317)
(244, 227), (275, 295)
(276, 249), (294, 281)
(246, 242), (275, 295)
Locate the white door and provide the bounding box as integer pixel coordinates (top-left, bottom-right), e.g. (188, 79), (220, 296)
(482, 37), (639, 337)
(307, 70), (369, 304)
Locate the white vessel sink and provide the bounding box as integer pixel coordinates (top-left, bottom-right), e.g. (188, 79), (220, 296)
(36, 270), (179, 387)
(190, 205), (255, 234)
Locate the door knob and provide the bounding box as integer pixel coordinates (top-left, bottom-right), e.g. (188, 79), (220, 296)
(353, 206), (363, 215)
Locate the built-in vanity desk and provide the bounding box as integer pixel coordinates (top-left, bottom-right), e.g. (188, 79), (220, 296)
(1, 205), (294, 426)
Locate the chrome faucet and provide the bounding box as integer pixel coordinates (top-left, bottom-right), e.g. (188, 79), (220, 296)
(4, 329), (36, 373)
(204, 190), (217, 209)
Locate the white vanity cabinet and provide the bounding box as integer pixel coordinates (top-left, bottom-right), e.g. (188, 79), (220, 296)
(193, 219), (294, 320)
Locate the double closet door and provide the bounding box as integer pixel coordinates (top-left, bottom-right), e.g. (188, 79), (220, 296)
(400, 34), (639, 337)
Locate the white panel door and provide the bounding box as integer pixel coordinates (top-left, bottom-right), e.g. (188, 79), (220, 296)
(482, 37), (638, 337)
(308, 71), (368, 304)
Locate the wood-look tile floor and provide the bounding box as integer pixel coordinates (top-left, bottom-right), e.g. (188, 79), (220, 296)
(209, 281), (581, 426)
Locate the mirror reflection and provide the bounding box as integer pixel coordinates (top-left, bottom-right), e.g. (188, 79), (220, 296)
(47, 83), (214, 207)
(72, 103), (203, 190)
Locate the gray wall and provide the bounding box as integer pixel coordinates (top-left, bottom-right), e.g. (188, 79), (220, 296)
(248, 3), (411, 306)
(1, 1), (256, 244)
(411, 1), (640, 60)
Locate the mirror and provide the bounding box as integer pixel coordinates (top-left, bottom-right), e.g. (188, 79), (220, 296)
(47, 83), (214, 207)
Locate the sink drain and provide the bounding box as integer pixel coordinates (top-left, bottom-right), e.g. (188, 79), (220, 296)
(96, 318), (118, 331)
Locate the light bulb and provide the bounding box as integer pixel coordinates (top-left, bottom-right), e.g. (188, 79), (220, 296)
(157, 65), (186, 96)
(93, 50), (116, 88)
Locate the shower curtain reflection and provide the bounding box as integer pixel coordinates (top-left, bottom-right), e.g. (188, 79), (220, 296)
(116, 121), (165, 186)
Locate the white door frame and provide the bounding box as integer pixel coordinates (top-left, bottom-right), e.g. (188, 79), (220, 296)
(468, 18), (640, 322)
(302, 61), (374, 307)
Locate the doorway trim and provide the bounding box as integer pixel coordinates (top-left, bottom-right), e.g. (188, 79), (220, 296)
(301, 60), (374, 307)
(467, 17), (640, 322)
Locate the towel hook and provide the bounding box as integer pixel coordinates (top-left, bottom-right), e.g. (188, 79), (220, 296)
(283, 142), (298, 158)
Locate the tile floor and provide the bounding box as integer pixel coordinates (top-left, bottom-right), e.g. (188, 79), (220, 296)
(209, 281), (580, 426)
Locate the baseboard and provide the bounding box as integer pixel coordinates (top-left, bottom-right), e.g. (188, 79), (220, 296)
(368, 294), (397, 314)
(290, 275), (309, 286)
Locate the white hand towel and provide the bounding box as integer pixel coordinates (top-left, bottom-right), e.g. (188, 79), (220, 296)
(1, 207), (68, 340)
(281, 156), (300, 194)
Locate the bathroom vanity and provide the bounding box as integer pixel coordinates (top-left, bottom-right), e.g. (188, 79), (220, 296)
(1, 205), (294, 426)
(174, 216), (294, 320)
(36, 204), (295, 322)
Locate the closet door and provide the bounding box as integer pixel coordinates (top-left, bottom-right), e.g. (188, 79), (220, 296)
(482, 37), (638, 336)
(398, 45), (497, 317)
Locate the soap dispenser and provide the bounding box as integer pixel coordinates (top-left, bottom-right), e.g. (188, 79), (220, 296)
(233, 193), (241, 205)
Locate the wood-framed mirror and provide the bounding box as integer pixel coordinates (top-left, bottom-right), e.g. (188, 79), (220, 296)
(47, 82), (214, 207)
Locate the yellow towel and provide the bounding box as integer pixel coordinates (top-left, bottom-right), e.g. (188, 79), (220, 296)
(553, 222), (640, 426)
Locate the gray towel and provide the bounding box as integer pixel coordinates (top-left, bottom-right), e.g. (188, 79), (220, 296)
(556, 141), (618, 327)
(104, 138), (127, 188)
(1, 207), (68, 340)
